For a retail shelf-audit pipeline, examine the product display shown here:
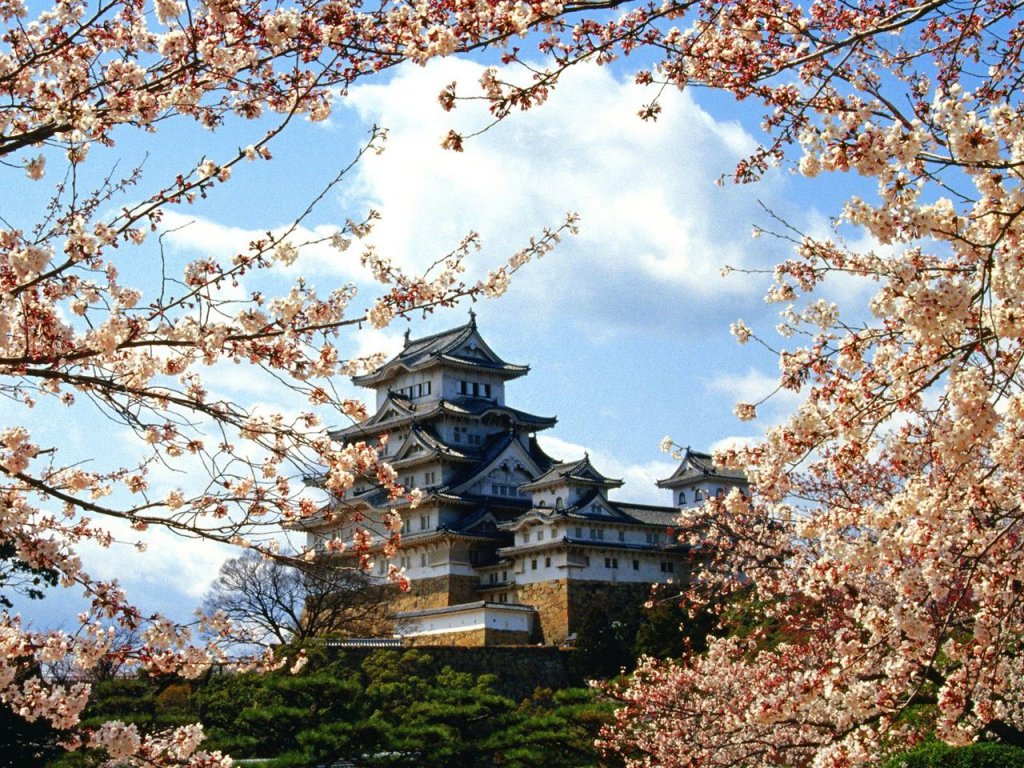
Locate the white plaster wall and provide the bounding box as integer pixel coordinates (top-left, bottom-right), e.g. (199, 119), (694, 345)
(531, 485), (605, 509)
(396, 543), (479, 579)
(374, 372), (439, 409)
(440, 372), (506, 404)
(567, 552), (681, 583)
(514, 550), (567, 583)
(404, 605), (532, 636)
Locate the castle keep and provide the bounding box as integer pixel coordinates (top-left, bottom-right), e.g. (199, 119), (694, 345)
(298, 315), (747, 646)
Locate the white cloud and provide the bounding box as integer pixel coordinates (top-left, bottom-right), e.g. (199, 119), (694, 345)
(341, 59), (791, 337)
(707, 366), (802, 427)
(158, 209), (370, 282)
(82, 528), (234, 602)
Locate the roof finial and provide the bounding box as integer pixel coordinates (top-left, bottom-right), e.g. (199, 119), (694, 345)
(403, 328), (411, 347)
(468, 308), (476, 326)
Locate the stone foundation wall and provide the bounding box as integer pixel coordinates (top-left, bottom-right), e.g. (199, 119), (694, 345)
(515, 579), (653, 644)
(567, 580), (651, 634)
(391, 574), (480, 613)
(515, 580), (570, 644)
(406, 628), (487, 647)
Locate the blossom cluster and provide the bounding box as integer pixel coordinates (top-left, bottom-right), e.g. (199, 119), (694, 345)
(561, 2), (1024, 767)
(0, 0), (591, 759)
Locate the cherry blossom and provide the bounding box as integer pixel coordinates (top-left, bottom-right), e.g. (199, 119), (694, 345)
(0, 0), (583, 759)
(5, 0), (1023, 763)
(573, 2), (1024, 764)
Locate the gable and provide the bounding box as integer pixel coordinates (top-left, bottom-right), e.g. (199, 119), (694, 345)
(450, 438), (545, 496)
(449, 330), (504, 367)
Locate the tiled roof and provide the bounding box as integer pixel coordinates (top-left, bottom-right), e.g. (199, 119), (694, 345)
(499, 494), (683, 532)
(615, 502), (684, 527)
(330, 395), (556, 441)
(657, 448), (748, 488)
(396, 601), (536, 619)
(325, 432), (549, 514)
(519, 454), (623, 492)
(352, 313), (528, 386)
(391, 424), (476, 464)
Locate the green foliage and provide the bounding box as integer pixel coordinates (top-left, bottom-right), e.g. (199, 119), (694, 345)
(571, 591), (720, 681)
(0, 545), (62, 765)
(881, 742), (1024, 768)
(0, 694), (63, 767)
(571, 603), (640, 680)
(487, 687), (621, 768)
(50, 647), (614, 768)
(632, 599), (716, 660)
(0, 540), (58, 609)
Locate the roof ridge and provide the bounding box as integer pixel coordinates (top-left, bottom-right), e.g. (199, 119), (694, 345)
(403, 317), (474, 350)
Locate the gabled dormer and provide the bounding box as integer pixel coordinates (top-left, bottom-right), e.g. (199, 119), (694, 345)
(354, 312), (529, 410)
(519, 454), (623, 510)
(657, 448), (749, 508)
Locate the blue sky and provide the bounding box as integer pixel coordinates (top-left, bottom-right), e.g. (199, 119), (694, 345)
(7, 55), (871, 629)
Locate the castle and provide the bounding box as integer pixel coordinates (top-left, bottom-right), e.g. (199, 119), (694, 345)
(298, 314), (747, 646)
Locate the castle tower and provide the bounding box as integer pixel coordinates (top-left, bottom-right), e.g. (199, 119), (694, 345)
(300, 314), (558, 615)
(656, 448), (749, 508)
(296, 318), (744, 647)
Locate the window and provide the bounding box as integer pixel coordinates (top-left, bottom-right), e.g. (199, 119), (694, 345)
(399, 555), (411, 569)
(545, 556), (551, 568)
(458, 381), (493, 398)
(618, 530), (626, 542)
(410, 381), (431, 398)
(531, 559), (538, 570)
(488, 573), (497, 584)
(716, 487), (725, 497)
(538, 500), (547, 508)
(646, 531), (663, 544)
(454, 426), (466, 443)
(605, 557), (619, 569)
(492, 482), (518, 497)
(536, 530), (544, 541)
(633, 559), (640, 570)
(589, 528), (604, 540)
(555, 496), (563, 509)
(419, 514), (431, 531)
(501, 570), (507, 581)
(498, 592), (508, 603)
(523, 531), (531, 543)
(574, 526), (582, 538)
(678, 491), (686, 505)
(660, 561), (675, 573)
(401, 518), (410, 534)
(420, 553), (427, 567)
(423, 470), (436, 485)
(403, 475), (414, 489)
